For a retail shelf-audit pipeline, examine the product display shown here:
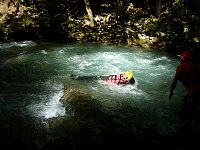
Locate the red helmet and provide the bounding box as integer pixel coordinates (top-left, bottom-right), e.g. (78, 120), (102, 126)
(177, 51), (192, 61)
(181, 50), (192, 59)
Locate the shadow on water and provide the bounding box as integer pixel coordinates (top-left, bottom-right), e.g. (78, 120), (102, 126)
(0, 41), (199, 149)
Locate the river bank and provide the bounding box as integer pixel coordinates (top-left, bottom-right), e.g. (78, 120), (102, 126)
(1, 1), (199, 53)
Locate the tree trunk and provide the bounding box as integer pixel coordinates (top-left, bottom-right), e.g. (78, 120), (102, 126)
(116, 0), (121, 12)
(83, 0), (95, 27)
(156, 0), (161, 17)
(145, 0), (150, 10)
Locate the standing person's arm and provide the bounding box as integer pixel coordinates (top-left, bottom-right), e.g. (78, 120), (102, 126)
(169, 76), (178, 100)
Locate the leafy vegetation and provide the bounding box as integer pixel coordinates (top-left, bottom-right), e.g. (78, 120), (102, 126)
(0, 0), (199, 51)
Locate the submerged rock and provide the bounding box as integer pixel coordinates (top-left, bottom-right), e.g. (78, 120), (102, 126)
(60, 85), (101, 119)
(61, 85), (95, 105)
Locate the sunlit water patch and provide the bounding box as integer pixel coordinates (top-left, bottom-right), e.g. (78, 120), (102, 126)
(0, 40), (37, 49)
(26, 81), (65, 119)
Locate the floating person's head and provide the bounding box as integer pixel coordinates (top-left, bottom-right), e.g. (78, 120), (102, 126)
(123, 70), (134, 81)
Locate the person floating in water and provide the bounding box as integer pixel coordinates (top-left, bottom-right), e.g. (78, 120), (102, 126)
(70, 70), (135, 85)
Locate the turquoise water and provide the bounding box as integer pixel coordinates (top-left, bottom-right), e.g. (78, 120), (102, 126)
(0, 41), (185, 146)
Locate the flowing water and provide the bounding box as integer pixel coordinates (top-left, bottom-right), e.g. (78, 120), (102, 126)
(0, 41), (185, 149)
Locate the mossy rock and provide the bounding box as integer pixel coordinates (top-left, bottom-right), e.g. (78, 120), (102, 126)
(61, 85), (95, 106)
(60, 85), (102, 118)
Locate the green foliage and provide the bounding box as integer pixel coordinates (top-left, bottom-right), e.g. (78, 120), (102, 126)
(140, 0), (199, 50)
(0, 0), (199, 51)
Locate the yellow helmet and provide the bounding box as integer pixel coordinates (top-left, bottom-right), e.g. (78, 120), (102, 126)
(123, 70), (134, 81)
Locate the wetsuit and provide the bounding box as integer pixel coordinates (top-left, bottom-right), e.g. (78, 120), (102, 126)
(70, 74), (133, 84)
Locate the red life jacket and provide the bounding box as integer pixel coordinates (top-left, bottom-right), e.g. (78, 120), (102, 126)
(106, 74), (129, 84)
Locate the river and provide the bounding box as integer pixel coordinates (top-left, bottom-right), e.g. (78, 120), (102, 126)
(0, 41), (185, 149)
